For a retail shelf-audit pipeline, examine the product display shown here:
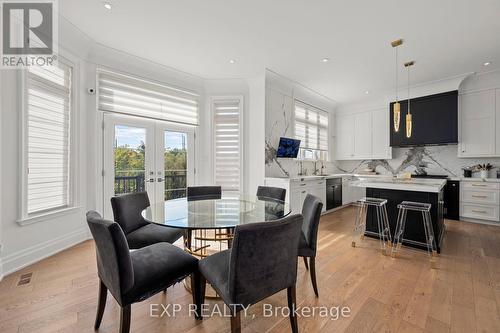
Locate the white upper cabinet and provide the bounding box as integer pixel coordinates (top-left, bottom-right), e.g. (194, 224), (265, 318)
(335, 114), (355, 159)
(458, 89), (497, 157)
(335, 108), (392, 160)
(372, 108), (392, 159)
(353, 112), (372, 159)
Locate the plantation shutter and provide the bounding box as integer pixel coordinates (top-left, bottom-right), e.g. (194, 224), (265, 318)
(98, 70), (199, 126)
(213, 98), (242, 191)
(294, 100), (329, 160)
(27, 62), (72, 214)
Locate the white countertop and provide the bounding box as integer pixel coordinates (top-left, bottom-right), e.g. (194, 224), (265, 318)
(267, 174), (500, 183)
(268, 173), (389, 182)
(350, 177), (447, 193)
(455, 177), (500, 183)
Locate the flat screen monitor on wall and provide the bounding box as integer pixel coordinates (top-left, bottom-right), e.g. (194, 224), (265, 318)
(276, 137), (300, 158)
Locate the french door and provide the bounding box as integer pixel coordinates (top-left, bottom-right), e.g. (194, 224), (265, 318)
(103, 114), (195, 218)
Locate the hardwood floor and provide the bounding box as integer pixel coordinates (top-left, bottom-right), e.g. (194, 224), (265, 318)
(1, 206), (500, 332)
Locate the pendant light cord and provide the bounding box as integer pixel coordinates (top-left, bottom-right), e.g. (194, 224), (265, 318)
(407, 64), (410, 115)
(395, 47), (398, 102)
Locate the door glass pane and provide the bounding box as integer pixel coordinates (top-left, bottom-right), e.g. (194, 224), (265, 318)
(164, 131), (187, 200)
(114, 125), (146, 196)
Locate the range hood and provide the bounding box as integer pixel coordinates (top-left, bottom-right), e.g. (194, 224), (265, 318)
(390, 90), (458, 147)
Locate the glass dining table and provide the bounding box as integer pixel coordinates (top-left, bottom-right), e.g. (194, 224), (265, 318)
(141, 193), (291, 297)
(141, 193), (291, 231)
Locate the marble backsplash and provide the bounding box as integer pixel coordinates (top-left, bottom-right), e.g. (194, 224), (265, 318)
(265, 144), (500, 179)
(335, 145), (500, 178)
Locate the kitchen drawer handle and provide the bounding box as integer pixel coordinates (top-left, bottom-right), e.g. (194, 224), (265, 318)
(471, 184), (487, 187)
(301, 191), (306, 194)
(300, 184), (307, 186)
(472, 195), (487, 199)
(472, 209), (487, 214)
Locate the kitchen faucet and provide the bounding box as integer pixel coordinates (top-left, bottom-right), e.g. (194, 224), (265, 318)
(313, 161), (320, 175)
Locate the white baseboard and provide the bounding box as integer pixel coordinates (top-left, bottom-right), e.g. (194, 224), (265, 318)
(0, 228), (91, 279)
(459, 216), (500, 226)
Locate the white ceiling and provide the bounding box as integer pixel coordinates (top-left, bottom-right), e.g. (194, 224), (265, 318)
(60, 0), (500, 103)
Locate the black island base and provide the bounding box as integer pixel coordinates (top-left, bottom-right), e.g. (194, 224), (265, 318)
(364, 187), (445, 253)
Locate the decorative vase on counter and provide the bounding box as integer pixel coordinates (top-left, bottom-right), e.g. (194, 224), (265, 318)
(480, 170), (489, 179)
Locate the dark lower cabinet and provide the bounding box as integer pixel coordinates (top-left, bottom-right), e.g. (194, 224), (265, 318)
(444, 180), (460, 220)
(365, 187), (444, 253)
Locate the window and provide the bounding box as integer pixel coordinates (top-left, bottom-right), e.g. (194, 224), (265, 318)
(98, 69), (199, 126)
(212, 97), (243, 192)
(24, 61), (73, 215)
(294, 100), (329, 160)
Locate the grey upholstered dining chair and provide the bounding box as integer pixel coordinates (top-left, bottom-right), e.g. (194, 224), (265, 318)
(298, 194), (323, 297)
(187, 186), (222, 200)
(186, 186), (224, 247)
(86, 211), (203, 333)
(111, 192), (183, 249)
(198, 214), (303, 333)
(256, 186), (286, 202)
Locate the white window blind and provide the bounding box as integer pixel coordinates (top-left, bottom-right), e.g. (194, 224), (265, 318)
(294, 100), (329, 160)
(98, 70), (199, 126)
(26, 62), (72, 214)
(213, 98), (242, 192)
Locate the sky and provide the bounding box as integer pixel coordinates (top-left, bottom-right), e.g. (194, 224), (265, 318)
(115, 125), (186, 150)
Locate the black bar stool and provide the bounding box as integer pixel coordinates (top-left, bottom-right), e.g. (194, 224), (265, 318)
(392, 201), (437, 268)
(352, 197), (392, 256)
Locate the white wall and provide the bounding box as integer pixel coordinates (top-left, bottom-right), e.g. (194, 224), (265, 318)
(0, 17), (214, 278)
(0, 18), (92, 276)
(247, 74), (267, 194)
(0, 69), (3, 278)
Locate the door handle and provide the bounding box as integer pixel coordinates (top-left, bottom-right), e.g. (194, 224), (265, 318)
(146, 178), (155, 183)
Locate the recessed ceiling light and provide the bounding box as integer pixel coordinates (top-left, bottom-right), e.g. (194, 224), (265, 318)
(484, 62), (491, 66)
(321, 58), (330, 63)
(229, 59), (236, 64)
(365, 91), (370, 94)
(103, 2), (112, 10)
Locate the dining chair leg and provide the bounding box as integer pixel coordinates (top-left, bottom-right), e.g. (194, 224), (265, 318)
(302, 256), (309, 270)
(230, 310), (241, 333)
(94, 279), (107, 330)
(287, 286), (299, 333)
(120, 305), (131, 333)
(310, 257), (318, 297)
(184, 230), (192, 250)
(191, 271), (204, 320)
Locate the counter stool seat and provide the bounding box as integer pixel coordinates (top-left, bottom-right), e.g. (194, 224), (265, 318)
(352, 197), (392, 255)
(392, 201), (437, 268)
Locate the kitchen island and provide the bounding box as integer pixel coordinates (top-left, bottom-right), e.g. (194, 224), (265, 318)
(352, 177), (446, 253)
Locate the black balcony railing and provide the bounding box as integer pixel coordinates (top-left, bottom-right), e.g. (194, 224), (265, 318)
(115, 175), (145, 195)
(114, 170), (187, 200)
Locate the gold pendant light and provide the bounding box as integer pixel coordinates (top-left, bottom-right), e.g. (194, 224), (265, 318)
(404, 61), (414, 138)
(391, 39), (403, 132)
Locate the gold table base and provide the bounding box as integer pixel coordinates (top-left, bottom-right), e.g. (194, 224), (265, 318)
(183, 229), (232, 298)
